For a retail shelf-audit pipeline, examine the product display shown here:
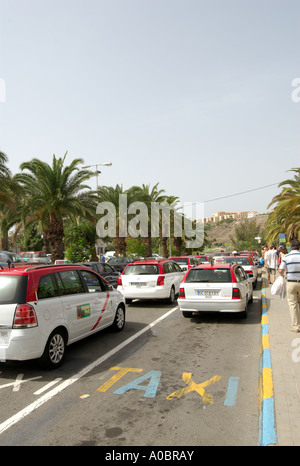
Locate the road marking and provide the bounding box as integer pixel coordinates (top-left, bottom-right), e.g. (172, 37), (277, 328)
(97, 367), (143, 392)
(0, 375), (42, 391)
(33, 378), (63, 395)
(224, 376), (239, 406)
(166, 373), (222, 404)
(0, 306), (179, 436)
(114, 370), (161, 398)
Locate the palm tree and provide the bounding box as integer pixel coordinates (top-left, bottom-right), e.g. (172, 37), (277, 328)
(15, 153), (97, 262)
(96, 184), (131, 256)
(130, 183), (167, 257)
(0, 151), (22, 249)
(266, 168), (300, 242)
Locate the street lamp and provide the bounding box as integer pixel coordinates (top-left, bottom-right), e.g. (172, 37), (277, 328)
(81, 162), (112, 189)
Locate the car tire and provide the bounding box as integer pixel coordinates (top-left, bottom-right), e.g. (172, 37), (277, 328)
(249, 291), (253, 303)
(39, 328), (67, 369)
(166, 286), (175, 304)
(111, 305), (125, 332)
(182, 311), (190, 318)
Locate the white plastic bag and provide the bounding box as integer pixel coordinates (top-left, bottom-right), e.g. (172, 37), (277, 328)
(271, 276), (286, 299)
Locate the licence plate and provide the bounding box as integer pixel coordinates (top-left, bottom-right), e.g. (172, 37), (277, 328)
(196, 290), (219, 297)
(131, 282), (146, 287)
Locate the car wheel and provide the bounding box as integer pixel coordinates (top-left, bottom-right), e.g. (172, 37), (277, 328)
(40, 328), (67, 369)
(182, 311), (190, 318)
(111, 305), (125, 332)
(249, 290), (253, 303)
(167, 286), (175, 304)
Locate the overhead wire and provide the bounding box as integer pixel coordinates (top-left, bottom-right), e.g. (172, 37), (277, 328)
(203, 182), (280, 203)
(182, 182), (280, 208)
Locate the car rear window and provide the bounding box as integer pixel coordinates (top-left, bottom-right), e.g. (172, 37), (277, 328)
(223, 257), (250, 265)
(171, 258), (188, 264)
(108, 258), (129, 264)
(185, 268), (232, 283)
(123, 264), (159, 275)
(0, 275), (28, 304)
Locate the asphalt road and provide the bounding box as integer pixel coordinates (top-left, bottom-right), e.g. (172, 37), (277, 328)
(0, 283), (262, 447)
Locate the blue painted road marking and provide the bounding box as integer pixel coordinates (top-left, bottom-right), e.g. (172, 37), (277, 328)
(224, 376), (239, 406)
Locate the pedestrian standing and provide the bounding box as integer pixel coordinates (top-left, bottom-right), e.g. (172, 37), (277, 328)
(278, 246), (287, 267)
(278, 239), (300, 332)
(264, 244), (278, 284)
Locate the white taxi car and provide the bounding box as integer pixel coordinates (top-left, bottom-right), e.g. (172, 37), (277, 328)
(178, 263), (253, 319)
(0, 264), (126, 368)
(117, 259), (185, 304)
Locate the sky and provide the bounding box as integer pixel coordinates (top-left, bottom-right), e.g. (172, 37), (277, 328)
(0, 0), (299, 220)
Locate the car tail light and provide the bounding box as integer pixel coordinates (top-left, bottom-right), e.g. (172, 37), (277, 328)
(232, 288), (241, 299)
(179, 287), (185, 298)
(13, 304), (38, 328)
(245, 271), (253, 277)
(157, 276), (165, 286)
(118, 276), (122, 286)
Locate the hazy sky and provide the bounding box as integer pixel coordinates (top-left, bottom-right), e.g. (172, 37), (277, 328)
(0, 0), (299, 218)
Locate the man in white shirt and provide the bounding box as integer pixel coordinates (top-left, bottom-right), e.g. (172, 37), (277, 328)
(279, 239), (300, 332)
(264, 244), (278, 284)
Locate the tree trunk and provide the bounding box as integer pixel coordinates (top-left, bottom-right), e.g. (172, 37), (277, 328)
(47, 215), (65, 263)
(161, 237), (168, 258)
(1, 231), (9, 250)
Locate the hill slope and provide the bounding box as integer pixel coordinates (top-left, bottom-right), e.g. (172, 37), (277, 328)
(203, 214), (268, 250)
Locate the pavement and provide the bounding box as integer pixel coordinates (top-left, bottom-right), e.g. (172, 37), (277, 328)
(260, 269), (300, 446)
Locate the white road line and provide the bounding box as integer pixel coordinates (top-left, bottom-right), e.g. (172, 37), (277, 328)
(0, 376), (42, 391)
(0, 306), (178, 436)
(33, 378), (63, 395)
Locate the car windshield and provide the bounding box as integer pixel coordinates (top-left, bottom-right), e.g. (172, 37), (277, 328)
(171, 258), (188, 264)
(123, 264), (159, 275)
(0, 275), (27, 304)
(185, 268), (232, 283)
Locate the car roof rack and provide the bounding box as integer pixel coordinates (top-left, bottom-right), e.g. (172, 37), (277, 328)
(24, 263), (89, 271)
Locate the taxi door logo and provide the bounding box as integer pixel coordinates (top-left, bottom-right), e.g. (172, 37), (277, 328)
(77, 303), (91, 320)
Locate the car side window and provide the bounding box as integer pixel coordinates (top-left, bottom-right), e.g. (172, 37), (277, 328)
(168, 262), (177, 273)
(55, 270), (85, 295)
(170, 261), (181, 272)
(234, 267), (245, 282)
(102, 264), (112, 273)
(162, 262), (170, 273)
(37, 274), (59, 299)
(80, 270), (106, 292)
(96, 264), (104, 273)
(239, 267), (247, 280)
